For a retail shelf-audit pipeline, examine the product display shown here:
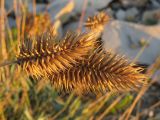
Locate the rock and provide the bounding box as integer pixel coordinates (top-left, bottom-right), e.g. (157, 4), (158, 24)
(106, 8), (114, 17)
(63, 21), (79, 34)
(28, 3), (46, 14)
(142, 9), (160, 25)
(47, 0), (74, 23)
(8, 17), (16, 28)
(148, 110), (154, 118)
(5, 0), (13, 11)
(152, 69), (160, 85)
(116, 9), (126, 20)
(148, 113), (160, 120)
(24, 0), (74, 24)
(63, 20), (87, 34)
(119, 0), (148, 7)
(5, 0), (32, 11)
(54, 1), (74, 22)
(73, 0), (113, 14)
(88, 0), (112, 10)
(116, 8), (139, 21)
(102, 20), (160, 64)
(125, 7), (139, 21)
(36, 0), (49, 4)
(111, 2), (122, 10)
(154, 113), (160, 120)
(63, 5), (98, 34)
(150, 0), (160, 8)
(63, 7), (97, 34)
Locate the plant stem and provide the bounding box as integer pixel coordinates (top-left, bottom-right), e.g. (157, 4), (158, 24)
(0, 0), (8, 60)
(0, 60), (17, 68)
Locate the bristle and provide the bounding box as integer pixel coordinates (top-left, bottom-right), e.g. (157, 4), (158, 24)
(84, 12), (111, 32)
(50, 48), (147, 95)
(16, 30), (98, 78)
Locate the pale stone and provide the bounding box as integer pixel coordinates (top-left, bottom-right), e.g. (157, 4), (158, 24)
(119, 0), (148, 7)
(116, 9), (126, 20)
(142, 9), (160, 24)
(125, 7), (139, 21)
(102, 20), (160, 64)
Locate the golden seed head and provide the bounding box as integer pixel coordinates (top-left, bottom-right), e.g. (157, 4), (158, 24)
(50, 48), (147, 95)
(17, 30), (98, 78)
(15, 11), (147, 95)
(85, 12), (111, 32)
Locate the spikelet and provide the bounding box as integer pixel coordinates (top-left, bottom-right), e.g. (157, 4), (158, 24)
(16, 29), (99, 78)
(84, 12), (111, 49)
(50, 47), (146, 95)
(85, 12), (111, 32)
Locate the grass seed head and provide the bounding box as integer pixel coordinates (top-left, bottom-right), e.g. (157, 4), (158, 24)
(16, 30), (98, 78)
(50, 48), (147, 95)
(85, 12), (111, 32)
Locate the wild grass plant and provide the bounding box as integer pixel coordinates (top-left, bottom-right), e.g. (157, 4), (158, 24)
(0, 1), (159, 120)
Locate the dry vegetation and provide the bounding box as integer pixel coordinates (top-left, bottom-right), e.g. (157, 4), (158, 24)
(0, 0), (160, 120)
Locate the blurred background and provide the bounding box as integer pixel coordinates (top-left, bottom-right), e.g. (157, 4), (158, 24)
(0, 0), (160, 120)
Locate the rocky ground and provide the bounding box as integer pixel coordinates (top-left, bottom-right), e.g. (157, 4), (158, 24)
(5, 0), (160, 64)
(3, 0), (160, 119)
